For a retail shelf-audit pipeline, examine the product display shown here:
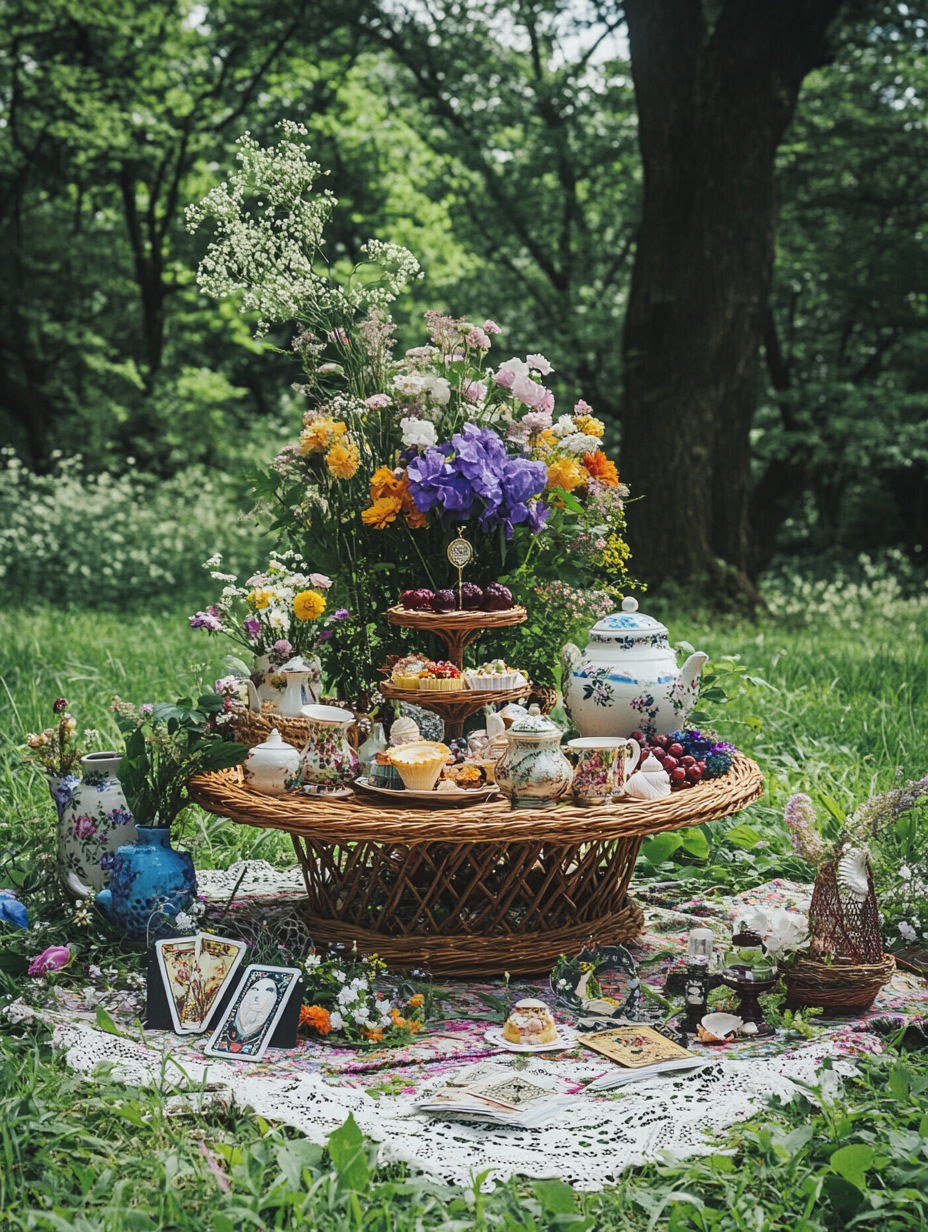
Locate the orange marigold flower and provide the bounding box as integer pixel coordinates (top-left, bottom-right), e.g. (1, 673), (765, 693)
(409, 1021), (421, 1033)
(361, 496), (403, 529)
(392, 1015), (407, 1028)
(545, 457), (586, 492)
(582, 451), (619, 486)
(370, 466), (402, 501)
(327, 438), (360, 480)
(299, 1005), (332, 1035)
(362, 1027), (384, 1042)
(408, 994), (424, 1008)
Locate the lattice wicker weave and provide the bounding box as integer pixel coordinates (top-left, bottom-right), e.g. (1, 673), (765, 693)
(784, 955), (896, 1014)
(229, 702), (365, 752)
(189, 753), (763, 976)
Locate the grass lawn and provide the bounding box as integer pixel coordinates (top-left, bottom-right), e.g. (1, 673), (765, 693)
(1, 601), (928, 1229)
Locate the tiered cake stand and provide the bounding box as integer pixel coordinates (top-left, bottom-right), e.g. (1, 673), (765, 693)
(385, 604), (530, 739)
(189, 753), (764, 977)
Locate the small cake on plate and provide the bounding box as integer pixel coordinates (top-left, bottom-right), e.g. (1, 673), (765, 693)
(442, 762), (486, 790)
(371, 751), (404, 789)
(464, 659), (528, 692)
(392, 656), (428, 691)
(418, 661), (464, 692)
(502, 998), (558, 1046)
(388, 741), (451, 791)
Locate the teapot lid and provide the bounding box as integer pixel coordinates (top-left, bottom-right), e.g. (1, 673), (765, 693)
(253, 727), (291, 751)
(510, 706), (561, 736)
(591, 597), (667, 637)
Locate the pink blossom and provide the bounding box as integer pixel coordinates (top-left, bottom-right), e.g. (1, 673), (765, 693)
(463, 380), (488, 403)
(539, 389), (555, 414)
(510, 374), (547, 409)
(527, 353), (553, 375)
(366, 394), (391, 409)
(73, 815), (97, 839)
(272, 639), (292, 655)
(494, 357), (529, 389)
(574, 399), (592, 414)
(140, 704), (154, 716)
(311, 573), (333, 589)
(466, 328), (491, 349)
(522, 409), (553, 432)
(28, 945), (71, 976)
(483, 319), (502, 335)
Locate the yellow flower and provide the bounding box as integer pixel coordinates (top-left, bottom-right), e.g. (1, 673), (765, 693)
(361, 496), (403, 529)
(327, 438), (360, 480)
(601, 532), (632, 573)
(545, 457), (586, 492)
(299, 417), (347, 454)
(574, 414), (605, 437)
(293, 590), (326, 621)
(370, 466), (402, 500)
(246, 588), (273, 610)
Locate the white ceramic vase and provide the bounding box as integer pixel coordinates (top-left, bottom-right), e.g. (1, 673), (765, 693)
(58, 752), (137, 897)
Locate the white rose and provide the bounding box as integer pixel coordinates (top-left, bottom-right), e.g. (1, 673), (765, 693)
(400, 417), (438, 448)
(497, 357), (530, 382)
(423, 375), (451, 406)
(762, 908), (810, 957)
(552, 415), (576, 438)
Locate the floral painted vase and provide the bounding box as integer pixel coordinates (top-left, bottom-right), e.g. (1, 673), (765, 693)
(47, 773), (80, 824)
(495, 708), (573, 810)
(95, 826), (197, 942)
(253, 653), (321, 711)
(298, 704), (359, 793)
(59, 752), (137, 898)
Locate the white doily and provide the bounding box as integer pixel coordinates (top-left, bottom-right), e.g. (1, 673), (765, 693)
(196, 860), (306, 904)
(48, 1014), (859, 1191)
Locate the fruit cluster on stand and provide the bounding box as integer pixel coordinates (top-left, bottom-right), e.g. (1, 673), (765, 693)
(630, 729), (737, 791)
(401, 583), (514, 613)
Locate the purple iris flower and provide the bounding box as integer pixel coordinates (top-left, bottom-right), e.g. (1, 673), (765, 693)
(244, 618), (261, 638)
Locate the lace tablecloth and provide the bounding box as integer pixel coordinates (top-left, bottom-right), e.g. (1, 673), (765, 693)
(16, 867), (927, 1191)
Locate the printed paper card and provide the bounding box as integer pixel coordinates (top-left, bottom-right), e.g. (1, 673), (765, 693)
(154, 933), (247, 1035)
(581, 1025), (696, 1068)
(203, 964), (301, 1061)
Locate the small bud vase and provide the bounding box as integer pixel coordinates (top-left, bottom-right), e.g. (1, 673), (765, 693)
(59, 753), (137, 898)
(95, 826), (197, 943)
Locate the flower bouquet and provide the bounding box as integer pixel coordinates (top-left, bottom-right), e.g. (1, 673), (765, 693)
(187, 124), (634, 699)
(297, 949), (432, 1047)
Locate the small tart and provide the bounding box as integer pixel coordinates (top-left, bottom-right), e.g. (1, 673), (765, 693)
(443, 763), (485, 788)
(501, 998), (558, 1046)
(388, 741), (451, 791)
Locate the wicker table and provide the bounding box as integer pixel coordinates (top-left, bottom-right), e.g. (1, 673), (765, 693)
(189, 754), (764, 977)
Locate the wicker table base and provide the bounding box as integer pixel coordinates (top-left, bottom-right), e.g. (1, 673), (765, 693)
(189, 754), (764, 977)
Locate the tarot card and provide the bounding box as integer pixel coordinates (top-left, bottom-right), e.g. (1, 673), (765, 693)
(204, 964), (301, 1061)
(581, 1025), (695, 1068)
(155, 934), (247, 1035)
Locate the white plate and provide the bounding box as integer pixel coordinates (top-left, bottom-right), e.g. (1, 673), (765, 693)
(354, 776), (499, 804)
(484, 1025), (577, 1053)
(299, 785), (353, 800)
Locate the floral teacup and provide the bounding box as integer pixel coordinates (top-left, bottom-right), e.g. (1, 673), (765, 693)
(567, 737), (640, 805)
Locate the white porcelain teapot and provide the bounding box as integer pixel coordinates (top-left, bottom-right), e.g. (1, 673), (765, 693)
(561, 598), (708, 740)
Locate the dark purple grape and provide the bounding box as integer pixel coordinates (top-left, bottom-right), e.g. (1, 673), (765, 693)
(483, 582), (514, 611)
(430, 589), (457, 613)
(459, 582), (484, 611)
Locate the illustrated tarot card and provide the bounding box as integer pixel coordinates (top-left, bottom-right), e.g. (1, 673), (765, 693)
(203, 964), (301, 1061)
(155, 934), (247, 1035)
(581, 1025), (695, 1068)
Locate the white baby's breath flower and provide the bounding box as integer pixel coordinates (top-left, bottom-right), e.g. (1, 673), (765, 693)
(900, 921), (917, 942)
(560, 432), (602, 454)
(329, 1011), (344, 1030)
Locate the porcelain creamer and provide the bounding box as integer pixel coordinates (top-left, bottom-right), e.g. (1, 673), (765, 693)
(562, 598), (708, 739)
(242, 728), (302, 796)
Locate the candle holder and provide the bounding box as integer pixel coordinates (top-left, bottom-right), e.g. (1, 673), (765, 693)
(719, 964), (778, 1037)
(683, 962), (711, 1032)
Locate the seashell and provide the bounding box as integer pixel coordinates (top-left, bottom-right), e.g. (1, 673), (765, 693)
(697, 1012), (743, 1043)
(625, 763), (672, 801)
(639, 753), (665, 774)
(836, 846), (870, 902)
(513, 997), (547, 1009)
(390, 716), (421, 746)
(741, 1021), (758, 1035)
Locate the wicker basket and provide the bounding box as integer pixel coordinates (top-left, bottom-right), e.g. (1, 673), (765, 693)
(189, 753), (764, 977)
(783, 954), (896, 1014)
(229, 702), (365, 752)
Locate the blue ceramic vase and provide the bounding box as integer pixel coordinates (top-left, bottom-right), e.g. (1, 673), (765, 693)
(96, 826), (197, 942)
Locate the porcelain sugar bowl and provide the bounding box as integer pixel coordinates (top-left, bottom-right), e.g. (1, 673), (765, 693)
(561, 598), (709, 740)
(242, 728), (301, 796)
(495, 706), (572, 810)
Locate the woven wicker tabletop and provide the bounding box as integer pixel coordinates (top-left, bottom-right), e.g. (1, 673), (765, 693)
(188, 754), (763, 975)
(189, 753), (763, 844)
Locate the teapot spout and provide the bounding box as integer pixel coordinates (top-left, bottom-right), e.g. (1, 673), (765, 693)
(681, 651), (710, 689)
(246, 679), (262, 715)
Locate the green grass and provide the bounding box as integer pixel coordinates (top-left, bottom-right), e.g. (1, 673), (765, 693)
(1, 601), (928, 1230)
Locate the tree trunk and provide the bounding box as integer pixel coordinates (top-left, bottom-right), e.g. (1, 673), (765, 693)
(622, 0), (842, 597)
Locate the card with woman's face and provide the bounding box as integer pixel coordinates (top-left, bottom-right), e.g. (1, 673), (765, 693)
(203, 965), (301, 1061)
(155, 934), (247, 1035)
